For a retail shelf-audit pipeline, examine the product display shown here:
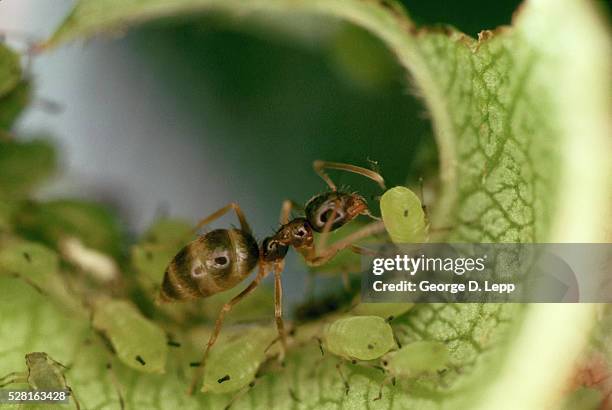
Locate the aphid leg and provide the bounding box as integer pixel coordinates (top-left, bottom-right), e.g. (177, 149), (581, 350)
(306, 337), (326, 377)
(67, 386), (81, 410)
(335, 361), (350, 395)
(373, 376), (395, 401)
(105, 363), (125, 410)
(224, 380), (256, 410)
(273, 263), (288, 363)
(192, 202), (252, 235)
(187, 264), (267, 395)
(308, 221), (386, 267)
(0, 372), (26, 387)
(313, 160), (387, 191)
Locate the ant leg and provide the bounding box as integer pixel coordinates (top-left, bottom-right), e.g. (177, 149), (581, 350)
(308, 221), (386, 267)
(273, 263), (287, 362)
(187, 263), (268, 395)
(341, 270), (350, 292)
(192, 202), (252, 236)
(313, 160), (386, 191)
(274, 266), (287, 362)
(0, 372), (27, 387)
(316, 197), (343, 254)
(305, 269), (316, 300)
(279, 200), (303, 225)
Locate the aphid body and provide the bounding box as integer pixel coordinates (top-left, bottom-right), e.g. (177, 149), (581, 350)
(0, 352), (80, 409)
(202, 326), (276, 394)
(324, 316), (395, 361)
(25, 352), (68, 390)
(92, 298), (168, 374)
(383, 341), (449, 377)
(380, 186), (427, 243)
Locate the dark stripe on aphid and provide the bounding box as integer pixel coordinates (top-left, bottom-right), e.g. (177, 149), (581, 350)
(23, 252), (31, 263)
(189, 361), (201, 367)
(167, 340), (181, 347)
(135, 355), (146, 365)
(217, 375), (230, 384)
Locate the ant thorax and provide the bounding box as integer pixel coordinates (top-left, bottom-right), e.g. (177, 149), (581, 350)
(304, 191), (369, 233)
(263, 218), (314, 262)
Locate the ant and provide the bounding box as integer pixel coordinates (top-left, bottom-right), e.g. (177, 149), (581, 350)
(157, 160), (387, 395)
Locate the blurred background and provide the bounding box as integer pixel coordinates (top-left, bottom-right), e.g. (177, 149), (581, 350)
(0, 0), (524, 302)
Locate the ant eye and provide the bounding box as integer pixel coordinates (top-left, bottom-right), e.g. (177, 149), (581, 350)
(294, 227), (307, 238)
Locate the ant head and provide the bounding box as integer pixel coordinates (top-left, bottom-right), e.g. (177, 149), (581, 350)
(261, 237), (289, 262)
(305, 192), (369, 233)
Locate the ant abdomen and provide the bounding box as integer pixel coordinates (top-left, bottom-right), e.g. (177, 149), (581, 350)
(159, 229), (259, 303)
(305, 191), (369, 233)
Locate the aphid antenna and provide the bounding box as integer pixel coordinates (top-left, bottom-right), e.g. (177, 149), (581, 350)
(417, 176), (428, 214)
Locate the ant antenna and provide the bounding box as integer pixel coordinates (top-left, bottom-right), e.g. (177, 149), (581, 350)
(418, 176), (428, 213)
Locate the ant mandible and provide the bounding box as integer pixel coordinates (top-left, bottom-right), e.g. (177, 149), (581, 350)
(157, 160), (387, 395)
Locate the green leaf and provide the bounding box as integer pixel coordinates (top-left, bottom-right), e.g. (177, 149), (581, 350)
(0, 44), (21, 98)
(14, 199), (125, 259)
(35, 0), (612, 409)
(0, 276), (90, 401)
(0, 81), (31, 131)
(0, 140), (56, 199)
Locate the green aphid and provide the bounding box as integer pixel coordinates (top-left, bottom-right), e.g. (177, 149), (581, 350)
(324, 316), (396, 361)
(201, 326), (276, 394)
(383, 341), (449, 377)
(92, 298), (168, 374)
(380, 186), (428, 244)
(0, 352), (80, 409)
(0, 240), (81, 313)
(131, 218), (192, 285)
(142, 218), (193, 246)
